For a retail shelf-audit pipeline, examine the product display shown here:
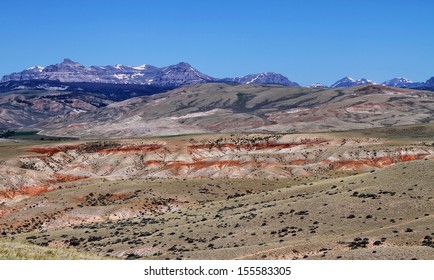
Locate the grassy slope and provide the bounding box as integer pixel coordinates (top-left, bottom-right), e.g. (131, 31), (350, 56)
(0, 239), (111, 260)
(334, 122), (434, 142)
(8, 160), (433, 260)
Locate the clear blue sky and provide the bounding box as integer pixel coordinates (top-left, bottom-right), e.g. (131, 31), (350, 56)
(1, 0), (433, 86)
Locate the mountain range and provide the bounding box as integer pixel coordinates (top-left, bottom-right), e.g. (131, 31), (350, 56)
(1, 59), (433, 90)
(330, 77), (375, 88)
(1, 59), (434, 137)
(1, 59), (214, 87)
(330, 76), (432, 89)
(1, 59), (299, 88)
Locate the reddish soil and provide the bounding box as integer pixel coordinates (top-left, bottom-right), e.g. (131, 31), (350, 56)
(328, 154), (428, 170)
(0, 173), (86, 203)
(48, 174), (88, 184)
(0, 185), (49, 200)
(399, 154), (429, 161)
(290, 159), (308, 165)
(27, 144), (80, 156)
(330, 158), (393, 169)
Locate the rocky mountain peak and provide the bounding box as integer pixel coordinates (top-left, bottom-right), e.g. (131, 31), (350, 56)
(382, 77), (414, 88)
(331, 76), (374, 88)
(175, 62), (192, 68)
(221, 72), (299, 87)
(425, 77), (434, 86)
(61, 58), (78, 64)
(56, 58), (84, 69)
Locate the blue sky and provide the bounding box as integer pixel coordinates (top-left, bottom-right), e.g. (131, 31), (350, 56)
(1, 0), (433, 86)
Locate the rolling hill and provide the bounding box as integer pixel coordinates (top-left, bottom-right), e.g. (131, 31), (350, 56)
(29, 83), (434, 138)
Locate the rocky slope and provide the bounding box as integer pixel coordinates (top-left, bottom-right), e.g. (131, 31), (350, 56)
(0, 89), (114, 128)
(1, 133), (433, 203)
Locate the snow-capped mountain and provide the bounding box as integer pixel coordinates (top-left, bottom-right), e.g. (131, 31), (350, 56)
(1, 59), (301, 87)
(330, 76), (434, 90)
(2, 59), (433, 90)
(4, 65), (46, 81)
(1, 59), (216, 87)
(153, 62), (216, 87)
(308, 83), (328, 88)
(221, 72), (300, 87)
(381, 77), (422, 88)
(330, 77), (375, 88)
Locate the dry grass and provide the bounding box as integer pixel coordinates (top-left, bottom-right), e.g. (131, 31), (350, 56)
(0, 239), (112, 260)
(4, 160), (432, 260)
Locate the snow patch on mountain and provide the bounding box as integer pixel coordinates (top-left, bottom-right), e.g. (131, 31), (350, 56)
(308, 83), (328, 88)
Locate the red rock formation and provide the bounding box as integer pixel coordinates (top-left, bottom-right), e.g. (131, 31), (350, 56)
(399, 154), (428, 162)
(0, 185), (49, 200)
(13, 138), (433, 199)
(330, 158), (394, 169)
(327, 153), (429, 170)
